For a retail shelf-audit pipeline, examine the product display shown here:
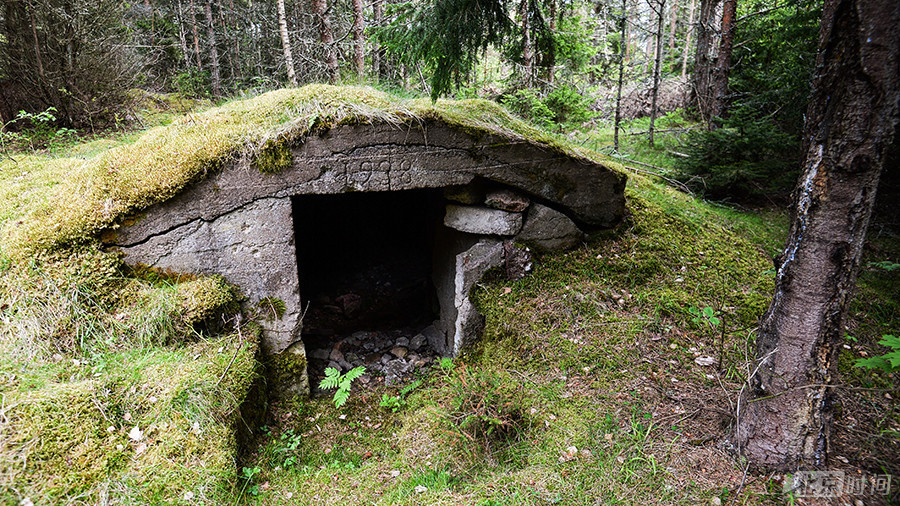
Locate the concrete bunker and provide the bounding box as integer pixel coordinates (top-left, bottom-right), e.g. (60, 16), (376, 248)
(104, 119), (626, 396)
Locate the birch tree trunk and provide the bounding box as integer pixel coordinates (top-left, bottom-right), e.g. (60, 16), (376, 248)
(277, 0), (297, 86)
(736, 0), (900, 471)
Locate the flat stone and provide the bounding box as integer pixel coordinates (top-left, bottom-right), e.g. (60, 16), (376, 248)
(391, 346), (409, 359)
(444, 205), (522, 236)
(516, 203), (584, 252)
(365, 352), (381, 364)
(443, 183), (485, 205)
(485, 188), (530, 212)
(396, 337), (409, 347)
(329, 348), (344, 363)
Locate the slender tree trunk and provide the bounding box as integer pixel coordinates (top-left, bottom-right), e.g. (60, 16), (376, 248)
(690, 0), (721, 121)
(314, 0), (338, 83)
(520, 0), (533, 87)
(547, 0), (556, 86)
(277, 0), (297, 85)
(143, 0), (156, 46)
(217, 0), (235, 85)
(649, 0), (666, 147)
(204, 0), (222, 96)
(176, 0), (192, 68)
(352, 0), (365, 80)
(681, 0), (695, 79)
(708, 0), (736, 126)
(614, 0), (627, 151)
(189, 0), (203, 70)
(372, 0), (383, 79)
(736, 0), (900, 471)
(668, 0), (679, 51)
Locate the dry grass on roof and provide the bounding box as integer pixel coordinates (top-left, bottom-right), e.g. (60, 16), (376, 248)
(0, 84), (602, 259)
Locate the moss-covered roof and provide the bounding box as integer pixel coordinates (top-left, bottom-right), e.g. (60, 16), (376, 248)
(0, 84), (613, 260)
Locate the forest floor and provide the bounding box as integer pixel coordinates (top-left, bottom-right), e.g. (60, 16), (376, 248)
(0, 89), (897, 505)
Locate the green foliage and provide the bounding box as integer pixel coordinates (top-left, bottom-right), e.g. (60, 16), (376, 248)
(501, 84), (593, 130)
(675, 112), (800, 200)
(855, 335), (900, 373)
(0, 108), (77, 152)
(172, 69), (211, 98)
(688, 306), (721, 328)
(380, 379), (423, 412)
(319, 366), (366, 408)
(870, 260), (900, 272)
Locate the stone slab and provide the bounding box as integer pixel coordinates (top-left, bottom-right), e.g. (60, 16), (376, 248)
(443, 204), (523, 236)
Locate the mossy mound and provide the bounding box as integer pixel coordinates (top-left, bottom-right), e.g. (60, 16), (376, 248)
(0, 84), (606, 259)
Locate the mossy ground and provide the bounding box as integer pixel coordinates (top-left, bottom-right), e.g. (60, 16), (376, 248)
(0, 87), (896, 504)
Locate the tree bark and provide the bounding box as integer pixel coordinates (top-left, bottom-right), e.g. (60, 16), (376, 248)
(649, 0), (666, 147)
(314, 0), (338, 83)
(352, 0), (365, 80)
(681, 0), (695, 79)
(613, 0), (627, 151)
(204, 0), (221, 96)
(689, 0), (720, 121)
(189, 0), (203, 70)
(277, 0), (297, 86)
(709, 0), (736, 126)
(736, 0), (900, 471)
(519, 0), (533, 87)
(372, 0), (383, 79)
(668, 0), (679, 51)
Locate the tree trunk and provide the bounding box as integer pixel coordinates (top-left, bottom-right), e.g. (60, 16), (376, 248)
(189, 0), (203, 70)
(708, 0), (736, 126)
(613, 0), (627, 151)
(736, 0), (900, 471)
(681, 0), (695, 79)
(690, 0), (720, 121)
(649, 0), (666, 147)
(176, 0), (192, 68)
(668, 0), (679, 51)
(372, 0), (383, 79)
(519, 0), (533, 87)
(277, 0), (297, 86)
(314, 0), (338, 83)
(547, 0), (556, 86)
(204, 0), (221, 96)
(352, 0), (365, 80)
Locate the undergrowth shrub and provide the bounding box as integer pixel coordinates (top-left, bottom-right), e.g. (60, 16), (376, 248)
(675, 111), (800, 200)
(501, 85), (593, 130)
(442, 363), (531, 465)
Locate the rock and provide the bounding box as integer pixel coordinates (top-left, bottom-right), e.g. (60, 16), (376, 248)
(516, 204), (584, 252)
(485, 188), (530, 212)
(503, 241), (532, 280)
(381, 354), (392, 364)
(327, 360), (341, 371)
(443, 205), (523, 236)
(391, 346), (409, 359)
(410, 334), (427, 351)
(329, 348), (344, 363)
(365, 352), (381, 364)
(335, 293), (361, 316)
(383, 359), (413, 385)
(396, 337), (410, 347)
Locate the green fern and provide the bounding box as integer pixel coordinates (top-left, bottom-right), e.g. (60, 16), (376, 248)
(319, 366), (366, 408)
(855, 335), (900, 373)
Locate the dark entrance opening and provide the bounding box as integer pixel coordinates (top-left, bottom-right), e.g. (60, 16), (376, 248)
(291, 189), (443, 388)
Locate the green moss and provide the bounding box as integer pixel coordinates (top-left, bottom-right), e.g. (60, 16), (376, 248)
(253, 139), (294, 174)
(176, 275), (240, 326)
(256, 296), (287, 320)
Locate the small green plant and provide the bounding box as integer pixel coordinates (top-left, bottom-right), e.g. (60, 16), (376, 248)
(238, 466), (261, 498)
(319, 366), (366, 408)
(438, 357), (454, 371)
(688, 306), (721, 327)
(855, 335), (900, 373)
(379, 379), (422, 412)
